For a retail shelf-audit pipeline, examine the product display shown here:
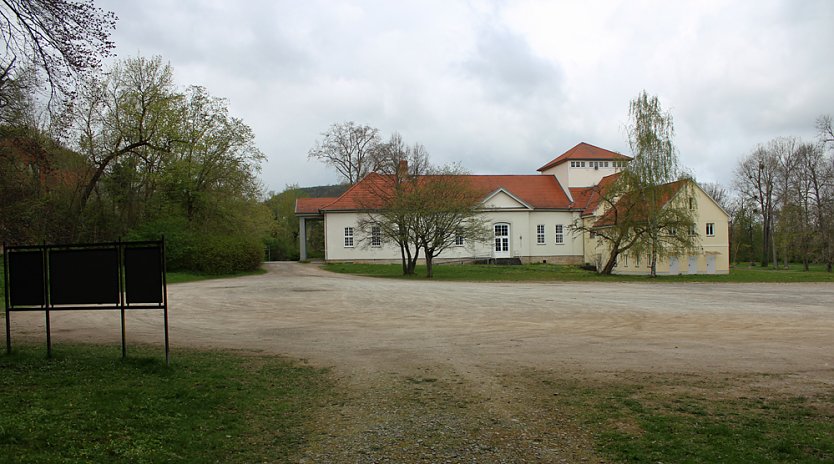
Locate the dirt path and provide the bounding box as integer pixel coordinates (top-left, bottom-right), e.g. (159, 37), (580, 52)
(5, 262), (834, 462)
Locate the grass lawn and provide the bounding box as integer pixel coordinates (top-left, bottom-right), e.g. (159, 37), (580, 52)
(0, 344), (331, 463)
(166, 267), (267, 284)
(545, 372), (834, 463)
(324, 262), (834, 283)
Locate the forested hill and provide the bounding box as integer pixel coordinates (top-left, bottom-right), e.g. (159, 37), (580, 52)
(300, 184), (349, 198)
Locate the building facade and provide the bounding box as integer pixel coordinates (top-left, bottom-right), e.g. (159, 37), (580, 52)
(296, 142), (730, 274)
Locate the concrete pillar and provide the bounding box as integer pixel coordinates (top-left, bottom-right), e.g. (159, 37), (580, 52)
(299, 217), (307, 261)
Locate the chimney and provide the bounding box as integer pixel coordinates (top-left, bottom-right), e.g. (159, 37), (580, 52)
(397, 159), (408, 177)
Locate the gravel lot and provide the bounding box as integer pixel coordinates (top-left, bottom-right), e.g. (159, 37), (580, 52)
(5, 262), (834, 462)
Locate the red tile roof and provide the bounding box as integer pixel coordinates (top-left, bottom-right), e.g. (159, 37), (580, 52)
(319, 172), (575, 212)
(574, 172), (622, 216)
(592, 179), (689, 228)
(537, 142), (631, 172)
(295, 197), (338, 215)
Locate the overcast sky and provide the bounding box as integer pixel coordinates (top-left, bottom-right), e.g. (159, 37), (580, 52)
(97, 0), (833, 193)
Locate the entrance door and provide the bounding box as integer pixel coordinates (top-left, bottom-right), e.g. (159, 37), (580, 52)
(706, 255), (716, 274)
(669, 256), (679, 275)
(688, 256), (698, 274)
(494, 223), (510, 258)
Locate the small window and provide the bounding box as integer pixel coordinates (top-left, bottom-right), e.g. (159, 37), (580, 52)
(636, 254), (641, 267)
(604, 161), (609, 167)
(689, 197), (696, 210)
(555, 224), (564, 244)
(580, 161), (586, 167)
(536, 224), (545, 245)
(668, 227), (677, 236)
(344, 227), (354, 247)
(689, 225), (697, 236)
(570, 161), (576, 167)
(706, 223), (715, 237)
(371, 225), (381, 247)
(454, 235), (465, 246)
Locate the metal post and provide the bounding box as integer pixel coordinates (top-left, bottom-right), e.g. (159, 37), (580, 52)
(43, 245), (52, 358)
(3, 243), (11, 354)
(118, 240), (126, 359)
(161, 237), (170, 366)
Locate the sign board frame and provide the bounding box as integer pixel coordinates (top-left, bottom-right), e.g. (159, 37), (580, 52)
(3, 240), (169, 365)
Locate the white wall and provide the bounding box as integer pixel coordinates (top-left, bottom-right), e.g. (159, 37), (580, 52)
(324, 210), (583, 262)
(540, 163), (620, 188)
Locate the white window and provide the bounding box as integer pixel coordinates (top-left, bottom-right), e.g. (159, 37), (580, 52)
(371, 225), (381, 247)
(636, 254), (641, 267)
(689, 197), (696, 210)
(689, 224), (697, 236)
(706, 223), (715, 237)
(554, 224), (564, 244)
(454, 235), (465, 246)
(623, 254), (628, 267)
(604, 161), (609, 167)
(570, 161), (576, 167)
(536, 224), (545, 244)
(344, 227), (354, 247)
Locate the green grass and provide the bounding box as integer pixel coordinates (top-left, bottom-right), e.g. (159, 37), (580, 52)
(324, 262), (834, 283)
(167, 267), (267, 284)
(549, 374), (834, 463)
(0, 344), (332, 463)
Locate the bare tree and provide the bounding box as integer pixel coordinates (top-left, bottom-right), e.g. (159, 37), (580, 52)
(411, 165), (491, 278)
(0, 0), (116, 109)
(307, 121), (381, 185)
(372, 132), (430, 176)
(358, 140), (490, 277)
(734, 143), (780, 267)
(818, 115), (834, 146)
(700, 182), (731, 211)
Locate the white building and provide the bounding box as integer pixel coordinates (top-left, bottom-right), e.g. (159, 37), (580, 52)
(296, 142), (730, 274)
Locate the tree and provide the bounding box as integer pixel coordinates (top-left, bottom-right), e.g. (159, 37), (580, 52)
(307, 121), (382, 185)
(264, 185), (308, 261)
(734, 145), (778, 267)
(358, 136), (489, 277)
(0, 0), (116, 110)
(357, 134), (428, 275)
(818, 115), (834, 146)
(570, 92), (697, 276)
(72, 55), (181, 228)
(411, 166), (491, 278)
(622, 90), (698, 277)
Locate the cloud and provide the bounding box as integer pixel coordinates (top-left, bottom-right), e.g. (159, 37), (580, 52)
(96, 0), (834, 191)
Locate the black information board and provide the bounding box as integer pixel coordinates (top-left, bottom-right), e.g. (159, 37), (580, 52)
(124, 246), (163, 304)
(8, 250), (45, 307)
(50, 248), (120, 305)
(3, 240), (169, 364)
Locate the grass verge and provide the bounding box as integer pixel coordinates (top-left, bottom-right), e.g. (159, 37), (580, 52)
(324, 262), (834, 283)
(167, 267), (267, 284)
(0, 344), (331, 463)
(537, 372), (834, 463)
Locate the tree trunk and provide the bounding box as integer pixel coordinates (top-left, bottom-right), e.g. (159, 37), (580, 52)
(399, 244), (408, 275)
(425, 254), (434, 278)
(600, 251), (618, 275)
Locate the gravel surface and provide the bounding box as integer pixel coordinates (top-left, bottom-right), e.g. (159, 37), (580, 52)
(5, 262), (834, 462)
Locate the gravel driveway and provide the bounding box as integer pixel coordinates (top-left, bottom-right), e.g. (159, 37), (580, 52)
(6, 262), (834, 462)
